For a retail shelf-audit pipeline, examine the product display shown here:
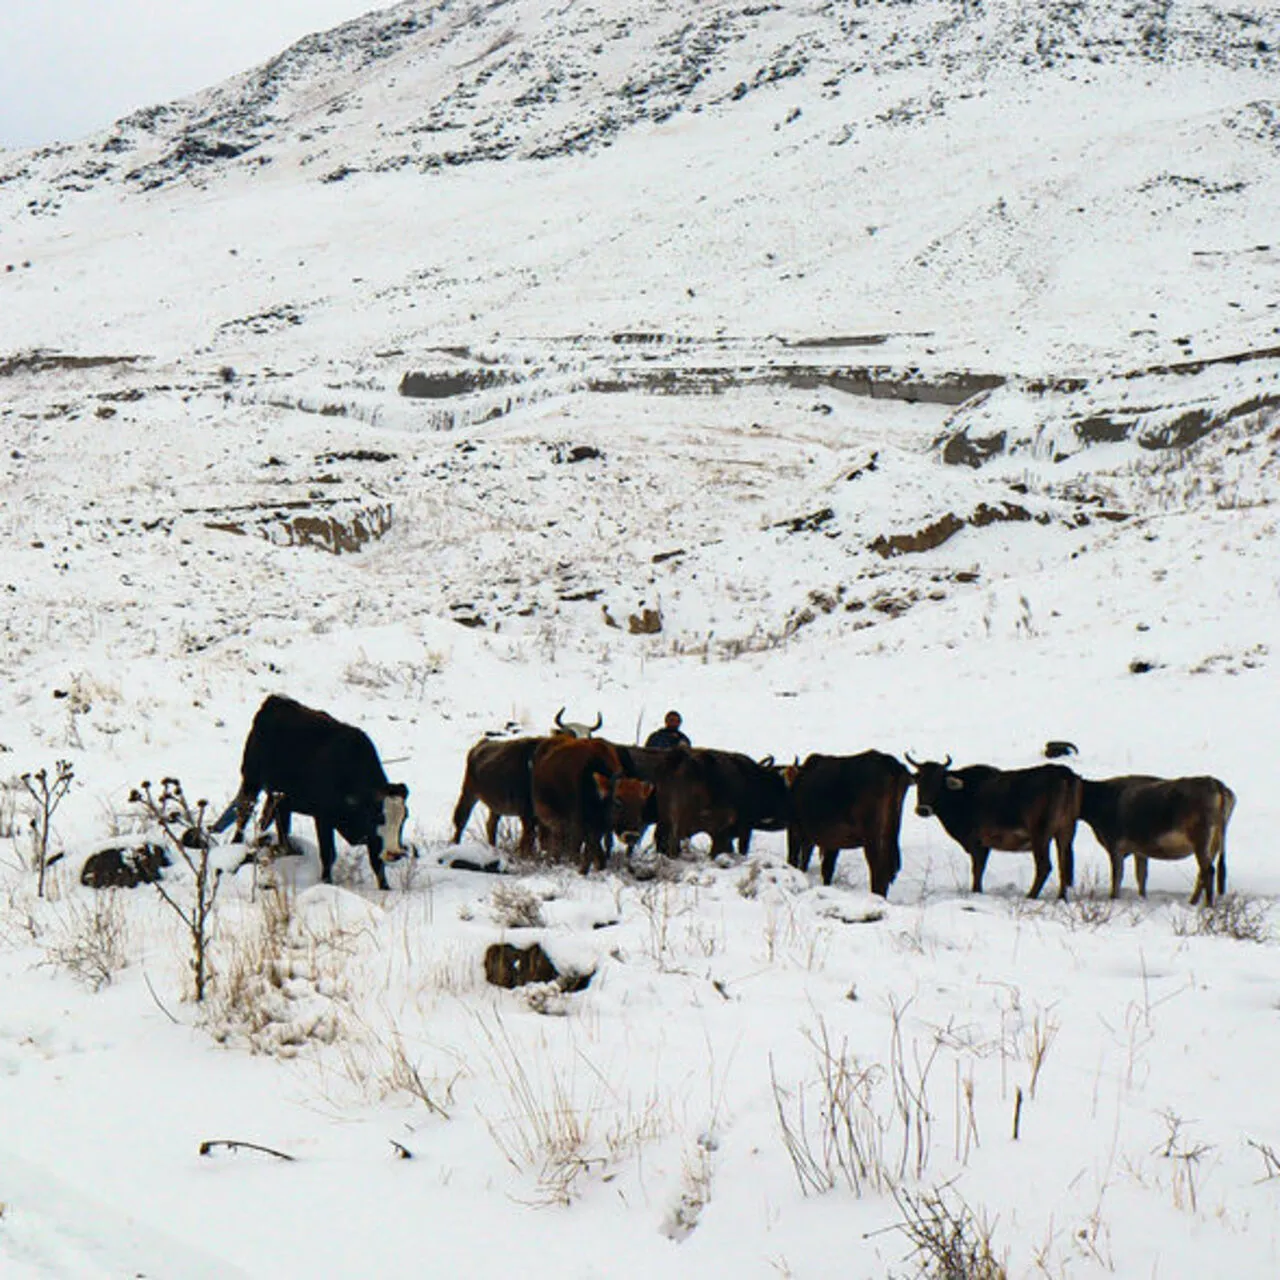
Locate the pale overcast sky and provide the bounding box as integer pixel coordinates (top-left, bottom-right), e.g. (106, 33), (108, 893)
(0, 2), (383, 150)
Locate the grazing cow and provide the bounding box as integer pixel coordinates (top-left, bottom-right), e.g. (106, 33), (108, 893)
(787, 751), (911, 895)
(214, 695), (409, 890)
(612, 743), (669, 853)
(530, 737), (652, 873)
(907, 754), (1081, 900)
(1079, 774), (1236, 904)
(552, 708), (603, 738)
(451, 736), (545, 856)
(654, 747), (791, 859)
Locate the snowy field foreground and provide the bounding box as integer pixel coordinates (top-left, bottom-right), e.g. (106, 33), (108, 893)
(2, 0), (1280, 1275)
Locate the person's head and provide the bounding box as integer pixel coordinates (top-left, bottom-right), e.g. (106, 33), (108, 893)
(664, 710), (682, 730)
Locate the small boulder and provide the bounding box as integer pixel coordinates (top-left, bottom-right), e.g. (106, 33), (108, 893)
(81, 842), (171, 889)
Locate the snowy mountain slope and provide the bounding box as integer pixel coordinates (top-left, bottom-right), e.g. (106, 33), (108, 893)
(1, 1), (1280, 1276)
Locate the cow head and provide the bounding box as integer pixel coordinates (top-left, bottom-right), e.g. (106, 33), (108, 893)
(591, 771), (654, 849)
(904, 753), (956, 818)
(372, 782), (410, 861)
(553, 707), (603, 738)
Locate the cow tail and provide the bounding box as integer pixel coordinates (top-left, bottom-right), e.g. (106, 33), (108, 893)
(1216, 782), (1237, 896)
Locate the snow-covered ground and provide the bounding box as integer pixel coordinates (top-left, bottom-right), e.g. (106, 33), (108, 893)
(1, 1), (1279, 1274)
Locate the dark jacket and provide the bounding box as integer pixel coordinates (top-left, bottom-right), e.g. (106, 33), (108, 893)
(645, 727), (691, 751)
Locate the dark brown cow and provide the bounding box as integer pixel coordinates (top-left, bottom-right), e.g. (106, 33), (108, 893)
(654, 747), (791, 859)
(530, 737), (652, 873)
(1079, 774), (1236, 904)
(451, 737), (545, 856)
(787, 751), (911, 895)
(907, 755), (1081, 900)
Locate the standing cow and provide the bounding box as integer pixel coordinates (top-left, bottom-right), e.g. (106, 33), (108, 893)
(1079, 774), (1235, 904)
(654, 747), (791, 859)
(787, 751), (911, 895)
(530, 737), (653, 874)
(451, 736), (545, 856)
(214, 695), (409, 890)
(907, 754), (1081, 901)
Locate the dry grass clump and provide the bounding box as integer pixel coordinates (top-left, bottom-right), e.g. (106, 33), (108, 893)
(41, 891), (131, 991)
(477, 1011), (668, 1205)
(890, 1181), (1007, 1280)
(1173, 894), (1270, 944)
(490, 882), (546, 929)
(208, 887), (355, 1055)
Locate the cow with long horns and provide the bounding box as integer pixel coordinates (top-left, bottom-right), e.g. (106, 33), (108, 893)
(552, 707), (603, 738)
(907, 753), (1081, 900)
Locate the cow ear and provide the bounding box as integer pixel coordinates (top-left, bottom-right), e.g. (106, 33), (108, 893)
(945, 776), (964, 791)
(593, 771), (612, 800)
(641, 781), (655, 798)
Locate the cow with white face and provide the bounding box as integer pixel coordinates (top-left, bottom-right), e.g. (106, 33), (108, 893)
(213, 695), (410, 890)
(552, 707), (603, 738)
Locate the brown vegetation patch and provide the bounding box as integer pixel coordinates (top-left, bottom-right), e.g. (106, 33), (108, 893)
(869, 503), (1035, 558)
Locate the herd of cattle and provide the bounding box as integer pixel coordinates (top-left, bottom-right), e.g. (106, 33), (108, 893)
(213, 696), (1237, 906)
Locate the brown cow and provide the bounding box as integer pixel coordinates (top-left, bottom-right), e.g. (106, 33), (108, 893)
(530, 737), (652, 873)
(654, 747), (790, 859)
(451, 736), (545, 856)
(1079, 774), (1236, 904)
(907, 755), (1082, 900)
(787, 751), (911, 895)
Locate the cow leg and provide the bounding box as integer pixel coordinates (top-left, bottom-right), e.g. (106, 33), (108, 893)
(518, 816), (536, 859)
(1135, 855), (1149, 898)
(1191, 840), (1215, 907)
(316, 821), (338, 884)
(1054, 827), (1075, 902)
(229, 785), (259, 843)
(1108, 845), (1124, 899)
(275, 804), (298, 854)
(485, 809), (501, 847)
(368, 845), (390, 892)
(737, 826), (753, 858)
(969, 847), (990, 894)
(1027, 843), (1052, 900)
(820, 847), (840, 887)
(864, 845), (890, 898)
(792, 840), (815, 874)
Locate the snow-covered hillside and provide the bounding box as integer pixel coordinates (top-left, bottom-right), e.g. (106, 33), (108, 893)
(1, 1), (1279, 1275)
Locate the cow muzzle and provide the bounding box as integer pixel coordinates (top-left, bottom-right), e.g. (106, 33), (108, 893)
(377, 794), (409, 861)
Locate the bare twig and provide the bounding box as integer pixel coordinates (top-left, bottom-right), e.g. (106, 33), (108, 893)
(199, 1139), (295, 1162)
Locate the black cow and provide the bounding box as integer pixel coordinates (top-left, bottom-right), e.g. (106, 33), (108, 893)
(907, 754), (1081, 900)
(787, 751), (911, 895)
(451, 736), (545, 856)
(1079, 774), (1236, 904)
(654, 747), (791, 859)
(214, 695), (409, 890)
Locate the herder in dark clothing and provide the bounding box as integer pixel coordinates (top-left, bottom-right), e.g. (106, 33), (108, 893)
(645, 710), (691, 751)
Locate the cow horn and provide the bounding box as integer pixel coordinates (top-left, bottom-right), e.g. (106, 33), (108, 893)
(941, 753), (952, 769)
(903, 750), (921, 769)
(591, 711), (603, 732)
(555, 706), (567, 729)
(760, 754), (775, 768)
